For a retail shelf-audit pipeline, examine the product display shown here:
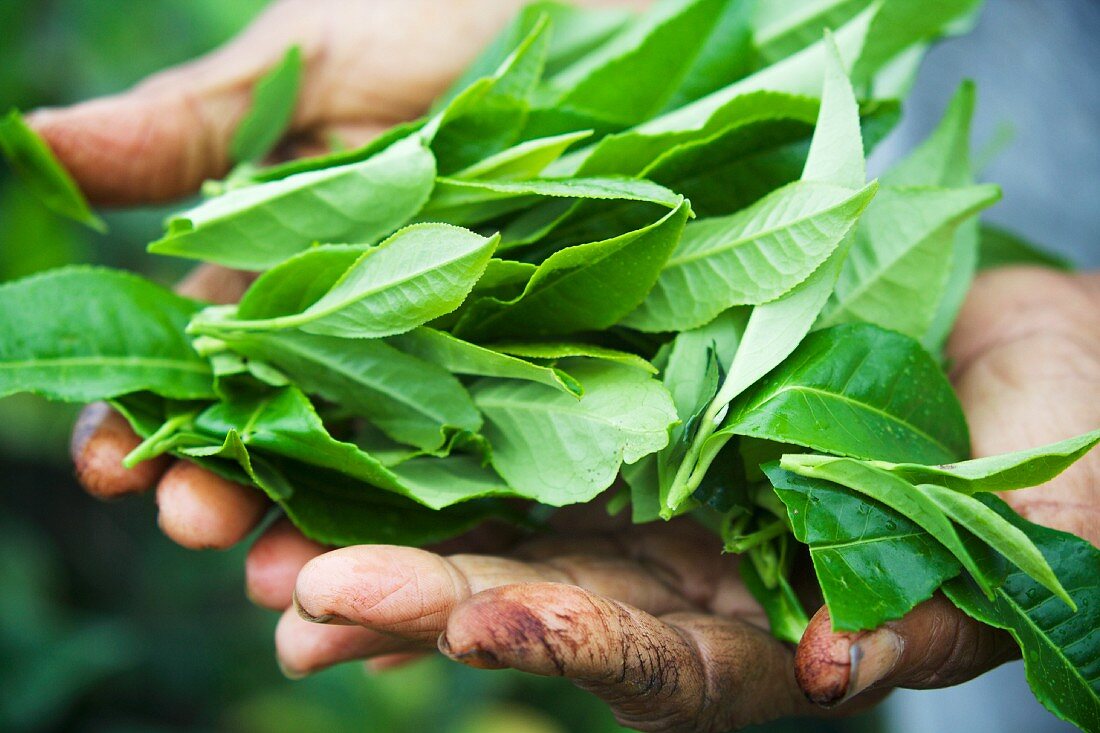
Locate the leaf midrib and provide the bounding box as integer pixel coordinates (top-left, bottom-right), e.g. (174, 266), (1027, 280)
(0, 356), (209, 374)
(666, 184), (857, 268)
(750, 384), (954, 457)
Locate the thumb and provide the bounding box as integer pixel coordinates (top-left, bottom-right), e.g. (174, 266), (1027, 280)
(794, 594), (1019, 706)
(26, 1), (328, 206)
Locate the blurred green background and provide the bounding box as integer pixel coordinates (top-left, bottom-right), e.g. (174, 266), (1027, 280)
(0, 3), (885, 732)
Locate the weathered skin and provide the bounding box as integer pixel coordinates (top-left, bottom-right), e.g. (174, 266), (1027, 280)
(40, 0), (1100, 729)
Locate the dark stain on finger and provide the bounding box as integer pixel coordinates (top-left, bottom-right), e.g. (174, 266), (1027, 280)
(793, 608), (855, 706)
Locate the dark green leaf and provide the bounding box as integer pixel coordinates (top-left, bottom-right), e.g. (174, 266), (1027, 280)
(943, 495), (1100, 732)
(766, 463), (960, 631)
(978, 224), (1075, 272)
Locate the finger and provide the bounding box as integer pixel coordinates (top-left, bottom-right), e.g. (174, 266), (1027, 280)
(794, 594), (1018, 707)
(176, 265), (256, 304)
(247, 519), (326, 610)
(292, 544), (695, 644)
(70, 402), (169, 499)
(155, 461), (268, 550)
(26, 1), (332, 205)
(439, 583), (817, 733)
(275, 607), (409, 679)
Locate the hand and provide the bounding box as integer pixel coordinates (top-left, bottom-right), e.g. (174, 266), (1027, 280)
(60, 0), (646, 550)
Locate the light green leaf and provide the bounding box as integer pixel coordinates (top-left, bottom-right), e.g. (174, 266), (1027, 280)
(194, 224), (498, 339)
(235, 244), (368, 319)
(490, 342), (658, 375)
(421, 174), (683, 226)
(454, 130), (593, 181)
(219, 330), (481, 451)
(230, 46), (302, 164)
(0, 267), (213, 402)
(816, 184), (1001, 340)
(454, 201), (689, 341)
(624, 180), (876, 331)
(860, 429), (1100, 493)
(918, 483), (1072, 608)
(752, 0), (874, 64)
(0, 110), (105, 232)
(387, 328), (582, 396)
(149, 136), (436, 269)
(883, 81), (981, 351)
(471, 359), (677, 505)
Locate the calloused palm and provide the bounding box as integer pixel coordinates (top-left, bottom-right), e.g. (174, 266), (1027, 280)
(46, 1), (1100, 730)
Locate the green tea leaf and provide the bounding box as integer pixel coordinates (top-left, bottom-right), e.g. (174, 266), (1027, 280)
(195, 224), (498, 339)
(219, 331), (481, 450)
(235, 244), (368, 319)
(149, 135), (436, 269)
(943, 495), (1100, 732)
(421, 175), (682, 227)
(739, 551), (811, 643)
(454, 201), (689, 340)
(0, 110), (105, 231)
(454, 130), (593, 181)
(193, 387), (510, 510)
(816, 184), (1001, 340)
(427, 16), (550, 173)
(860, 429), (1100, 494)
(978, 224), (1075, 272)
(490, 342), (658, 375)
(471, 359), (676, 505)
(230, 46), (303, 164)
(765, 462), (960, 631)
(918, 484), (1072, 608)
(624, 180), (876, 331)
(528, 0), (733, 135)
(388, 328), (583, 396)
(724, 324), (969, 464)
(780, 456), (992, 596)
(883, 82), (980, 351)
(752, 0), (874, 65)
(0, 267), (213, 402)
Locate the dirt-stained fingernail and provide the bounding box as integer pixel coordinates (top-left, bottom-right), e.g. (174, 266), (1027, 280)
(438, 632), (506, 670)
(844, 627), (905, 702)
(292, 589), (342, 625)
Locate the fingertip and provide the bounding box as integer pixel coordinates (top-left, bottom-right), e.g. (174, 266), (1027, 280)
(439, 582), (589, 675)
(275, 607), (409, 679)
(246, 519), (325, 610)
(793, 606), (859, 706)
(155, 461), (266, 550)
(293, 546), (462, 639)
(71, 402), (169, 499)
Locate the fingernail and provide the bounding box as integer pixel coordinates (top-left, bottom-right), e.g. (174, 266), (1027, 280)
(292, 589), (339, 625)
(438, 632), (505, 670)
(277, 656), (306, 681)
(844, 627), (905, 701)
